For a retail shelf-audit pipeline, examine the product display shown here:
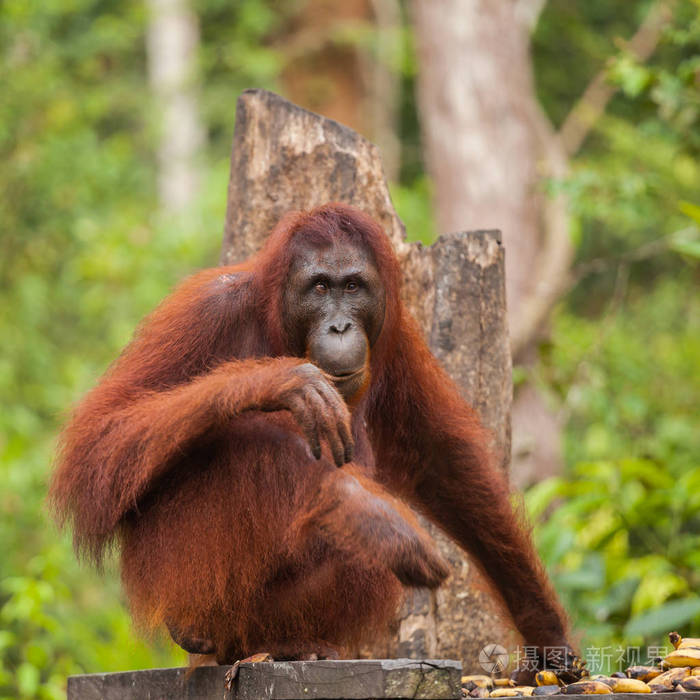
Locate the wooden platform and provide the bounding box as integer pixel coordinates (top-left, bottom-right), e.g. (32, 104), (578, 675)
(67, 660), (688, 700)
(67, 659), (463, 699)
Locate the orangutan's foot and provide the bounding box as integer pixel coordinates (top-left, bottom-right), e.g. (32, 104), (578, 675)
(166, 620), (215, 656)
(224, 653), (274, 689)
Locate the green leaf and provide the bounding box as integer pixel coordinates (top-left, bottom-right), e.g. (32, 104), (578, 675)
(525, 477), (564, 522)
(670, 237), (700, 259)
(678, 200), (700, 224)
(555, 567), (604, 592)
(16, 662), (40, 697)
(631, 571), (689, 615)
(624, 598), (700, 639)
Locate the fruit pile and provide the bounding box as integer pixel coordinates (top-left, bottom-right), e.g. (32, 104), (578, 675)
(462, 633), (700, 697)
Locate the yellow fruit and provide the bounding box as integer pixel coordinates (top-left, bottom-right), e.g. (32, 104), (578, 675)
(669, 632), (700, 651)
(680, 677), (700, 691)
(494, 679), (516, 687)
(536, 672), (560, 687)
(562, 681), (612, 694)
(590, 677), (615, 688)
(626, 666), (663, 682)
(691, 668), (700, 677)
(664, 649), (700, 668)
(608, 678), (651, 693)
(490, 687), (535, 697)
(463, 676), (495, 689)
(647, 667), (690, 692)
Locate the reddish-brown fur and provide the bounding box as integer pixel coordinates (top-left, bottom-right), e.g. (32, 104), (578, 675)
(50, 203), (572, 663)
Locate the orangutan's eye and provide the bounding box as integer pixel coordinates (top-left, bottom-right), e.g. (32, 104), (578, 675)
(345, 281), (359, 293)
(315, 282), (328, 294)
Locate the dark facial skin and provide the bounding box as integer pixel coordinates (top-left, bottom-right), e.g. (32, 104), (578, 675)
(282, 239), (386, 401)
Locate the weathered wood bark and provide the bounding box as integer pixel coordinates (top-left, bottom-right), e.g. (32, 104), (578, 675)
(221, 89), (514, 672)
(67, 659), (463, 699)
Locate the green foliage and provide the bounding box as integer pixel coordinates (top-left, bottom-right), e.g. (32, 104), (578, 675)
(196, 0), (291, 152)
(526, 282), (700, 665)
(538, 1), (700, 307)
(0, 1), (279, 696)
(1, 0), (698, 695)
(523, 0), (700, 671)
(533, 1), (666, 125)
(390, 176), (435, 244)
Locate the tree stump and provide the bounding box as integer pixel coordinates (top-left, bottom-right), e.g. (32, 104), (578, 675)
(220, 89), (516, 671)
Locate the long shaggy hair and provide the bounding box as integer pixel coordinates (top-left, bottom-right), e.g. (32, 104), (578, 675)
(50, 203), (570, 662)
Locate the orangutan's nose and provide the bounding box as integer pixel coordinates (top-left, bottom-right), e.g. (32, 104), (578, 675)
(329, 320), (352, 335)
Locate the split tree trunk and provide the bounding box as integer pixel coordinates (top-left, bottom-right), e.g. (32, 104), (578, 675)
(220, 89), (515, 671)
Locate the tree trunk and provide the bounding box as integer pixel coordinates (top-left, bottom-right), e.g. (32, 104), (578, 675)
(411, 0), (573, 358)
(411, 0), (573, 489)
(146, 0), (204, 211)
(280, 0), (402, 182)
(281, 0), (373, 138)
(220, 89), (515, 672)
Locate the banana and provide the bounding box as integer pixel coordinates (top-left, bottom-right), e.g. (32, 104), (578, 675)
(494, 679), (516, 687)
(679, 677), (700, 691)
(536, 672), (561, 687)
(490, 687), (535, 697)
(665, 650), (700, 668)
(590, 677), (616, 688)
(670, 633), (700, 652)
(562, 681), (612, 694)
(692, 668), (700, 677)
(626, 666), (663, 682)
(533, 686), (561, 696)
(647, 667), (690, 692)
(608, 678), (651, 693)
(463, 676), (495, 690)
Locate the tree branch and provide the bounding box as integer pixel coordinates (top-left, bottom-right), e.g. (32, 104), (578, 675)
(568, 228), (685, 285)
(558, 0), (676, 157)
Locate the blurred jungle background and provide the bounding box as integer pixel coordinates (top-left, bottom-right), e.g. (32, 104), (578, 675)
(1, 0), (699, 697)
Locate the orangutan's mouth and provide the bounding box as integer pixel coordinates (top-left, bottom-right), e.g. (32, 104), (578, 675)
(331, 367), (365, 380)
